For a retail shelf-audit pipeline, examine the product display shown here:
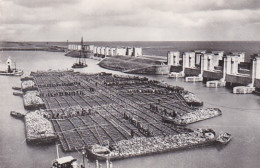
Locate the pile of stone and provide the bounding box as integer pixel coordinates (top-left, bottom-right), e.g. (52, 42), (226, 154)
(174, 108), (222, 125)
(21, 80), (37, 92)
(182, 91), (203, 106)
(109, 128), (215, 158)
(25, 110), (56, 144)
(23, 91), (45, 110)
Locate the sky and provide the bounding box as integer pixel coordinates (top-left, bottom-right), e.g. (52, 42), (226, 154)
(1, 0), (260, 41)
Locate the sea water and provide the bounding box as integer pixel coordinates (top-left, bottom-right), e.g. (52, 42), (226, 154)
(0, 49), (260, 168)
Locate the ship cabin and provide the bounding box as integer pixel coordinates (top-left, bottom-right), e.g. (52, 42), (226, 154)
(52, 156), (78, 168)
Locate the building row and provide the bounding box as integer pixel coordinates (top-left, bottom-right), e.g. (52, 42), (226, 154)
(67, 44), (142, 57)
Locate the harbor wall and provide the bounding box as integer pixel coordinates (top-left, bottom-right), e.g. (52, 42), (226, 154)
(125, 65), (170, 75)
(203, 71), (223, 80)
(225, 74), (252, 86)
(254, 79), (260, 88)
(184, 68), (201, 76)
(170, 65), (182, 72)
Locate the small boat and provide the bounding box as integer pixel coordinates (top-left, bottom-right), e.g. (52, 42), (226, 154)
(52, 144), (78, 168)
(71, 37), (88, 69)
(0, 69), (23, 76)
(216, 132), (232, 145)
(0, 57), (23, 76)
(12, 86), (21, 90)
(72, 61), (88, 69)
(52, 156), (78, 168)
(10, 111), (25, 119)
(13, 91), (23, 96)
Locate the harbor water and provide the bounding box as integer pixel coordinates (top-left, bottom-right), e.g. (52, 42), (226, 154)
(0, 51), (260, 168)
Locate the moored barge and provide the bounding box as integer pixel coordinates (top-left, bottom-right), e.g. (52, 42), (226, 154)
(87, 128), (219, 161)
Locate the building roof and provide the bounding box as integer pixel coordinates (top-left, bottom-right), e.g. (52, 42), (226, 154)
(194, 50), (206, 53)
(232, 52), (245, 54)
(211, 51), (224, 53)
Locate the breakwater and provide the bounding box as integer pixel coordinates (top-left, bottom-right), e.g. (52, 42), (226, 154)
(14, 70), (228, 159)
(98, 55), (167, 75)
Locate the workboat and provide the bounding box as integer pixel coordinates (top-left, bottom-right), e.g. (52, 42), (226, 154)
(0, 68), (23, 76)
(10, 111), (25, 119)
(0, 57), (23, 76)
(72, 60), (88, 69)
(216, 132), (232, 145)
(52, 144), (79, 168)
(71, 37), (88, 69)
(52, 156), (78, 168)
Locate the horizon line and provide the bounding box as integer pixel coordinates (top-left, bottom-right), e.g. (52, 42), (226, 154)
(1, 40), (260, 43)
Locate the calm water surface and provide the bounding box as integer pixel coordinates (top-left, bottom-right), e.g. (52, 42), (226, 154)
(0, 51), (260, 168)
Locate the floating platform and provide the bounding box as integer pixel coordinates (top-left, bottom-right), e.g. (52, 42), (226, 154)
(233, 86), (255, 94)
(185, 76), (203, 82)
(14, 70), (226, 157)
(168, 72), (184, 78)
(206, 80), (226, 88)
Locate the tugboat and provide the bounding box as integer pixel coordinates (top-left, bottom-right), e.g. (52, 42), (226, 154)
(0, 57), (23, 76)
(71, 37), (88, 69)
(52, 144), (79, 168)
(72, 58), (88, 69)
(52, 156), (78, 168)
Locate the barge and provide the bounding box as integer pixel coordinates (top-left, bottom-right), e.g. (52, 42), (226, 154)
(164, 108), (222, 126)
(86, 128), (219, 161)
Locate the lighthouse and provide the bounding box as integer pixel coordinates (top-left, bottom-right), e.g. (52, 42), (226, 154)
(6, 57), (12, 73)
